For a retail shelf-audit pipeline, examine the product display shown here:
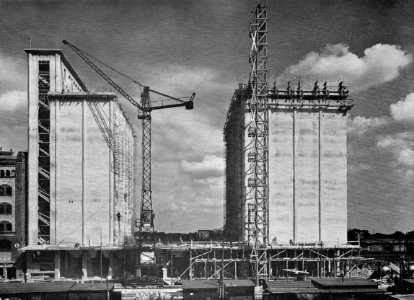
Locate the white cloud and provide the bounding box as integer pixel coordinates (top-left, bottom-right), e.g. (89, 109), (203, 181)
(277, 43), (412, 93)
(0, 52), (26, 90)
(0, 90), (26, 112)
(181, 154), (224, 179)
(377, 132), (414, 168)
(390, 93), (414, 122)
(348, 115), (389, 136)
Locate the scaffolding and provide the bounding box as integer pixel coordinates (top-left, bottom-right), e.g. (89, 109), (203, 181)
(175, 243), (371, 280)
(38, 60), (51, 245)
(245, 2), (269, 282)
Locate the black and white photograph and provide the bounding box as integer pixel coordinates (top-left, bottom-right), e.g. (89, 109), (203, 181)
(0, 0), (413, 299)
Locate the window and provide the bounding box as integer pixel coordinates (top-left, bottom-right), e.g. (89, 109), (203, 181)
(0, 170), (4, 177)
(0, 239), (11, 251)
(5, 170), (10, 177)
(0, 203), (12, 215)
(0, 185), (12, 196)
(0, 221), (12, 232)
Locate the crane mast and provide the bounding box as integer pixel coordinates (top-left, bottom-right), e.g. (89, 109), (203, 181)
(246, 2), (270, 283)
(62, 40), (195, 246)
(138, 87), (153, 237)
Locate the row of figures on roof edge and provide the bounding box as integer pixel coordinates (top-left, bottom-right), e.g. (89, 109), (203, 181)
(271, 81), (349, 98)
(246, 81), (349, 98)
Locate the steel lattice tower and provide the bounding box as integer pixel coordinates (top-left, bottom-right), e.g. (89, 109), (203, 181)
(246, 2), (269, 281)
(139, 86), (154, 236)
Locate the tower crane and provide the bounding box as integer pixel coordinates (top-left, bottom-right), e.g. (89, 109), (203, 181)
(62, 40), (195, 244)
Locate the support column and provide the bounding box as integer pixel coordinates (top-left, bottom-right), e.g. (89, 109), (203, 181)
(189, 250), (193, 280)
(81, 251), (88, 281)
(109, 100), (113, 245)
(54, 251), (61, 280)
(292, 109), (297, 243)
(108, 252), (114, 280)
(82, 99), (86, 245)
(2, 263), (7, 280)
(318, 109), (322, 242)
(235, 261), (237, 279)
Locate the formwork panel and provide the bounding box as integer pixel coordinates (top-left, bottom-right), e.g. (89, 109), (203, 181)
(112, 103), (134, 245)
(320, 113), (347, 244)
(54, 101), (83, 245)
(268, 111), (293, 244)
(84, 101), (111, 245)
(295, 111), (319, 243)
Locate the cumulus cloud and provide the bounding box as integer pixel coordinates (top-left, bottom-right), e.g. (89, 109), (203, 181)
(0, 52), (26, 90)
(277, 43), (412, 93)
(0, 90), (26, 112)
(181, 154), (224, 179)
(348, 115), (389, 136)
(390, 93), (414, 122)
(377, 132), (414, 168)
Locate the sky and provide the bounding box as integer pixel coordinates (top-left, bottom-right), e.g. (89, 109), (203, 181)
(0, 0), (413, 234)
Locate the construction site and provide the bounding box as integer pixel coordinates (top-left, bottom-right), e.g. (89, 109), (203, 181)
(0, 1), (413, 300)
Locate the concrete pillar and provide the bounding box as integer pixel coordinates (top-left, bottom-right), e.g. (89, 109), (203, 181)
(81, 99), (86, 245)
(65, 251), (69, 276)
(189, 250), (193, 280)
(109, 100), (113, 245)
(54, 251), (61, 280)
(108, 252), (113, 280)
(2, 263), (7, 279)
(81, 251), (88, 281)
(336, 250), (341, 277)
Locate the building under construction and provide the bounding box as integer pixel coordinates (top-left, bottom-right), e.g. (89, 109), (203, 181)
(223, 82), (352, 245)
(23, 49), (136, 280)
(220, 2), (361, 281)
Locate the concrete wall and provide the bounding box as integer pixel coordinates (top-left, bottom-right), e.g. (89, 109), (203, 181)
(27, 50), (84, 245)
(49, 97), (135, 246)
(320, 113), (347, 244)
(268, 112), (293, 244)
(49, 99), (111, 246)
(27, 50), (135, 247)
(267, 107), (348, 245)
(295, 112), (320, 243)
(112, 104), (135, 245)
(224, 89), (349, 245)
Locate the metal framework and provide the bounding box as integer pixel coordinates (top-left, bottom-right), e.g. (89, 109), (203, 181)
(181, 244), (369, 280)
(138, 87), (153, 236)
(246, 2), (269, 282)
(38, 60), (51, 244)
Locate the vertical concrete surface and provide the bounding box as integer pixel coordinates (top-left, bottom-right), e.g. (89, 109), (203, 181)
(295, 112), (319, 243)
(268, 110), (294, 244)
(320, 113), (347, 244)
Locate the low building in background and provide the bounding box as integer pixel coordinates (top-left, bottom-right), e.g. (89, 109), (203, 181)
(0, 149), (27, 280)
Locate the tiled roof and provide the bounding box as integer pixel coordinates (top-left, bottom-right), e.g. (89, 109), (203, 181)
(0, 281), (114, 295)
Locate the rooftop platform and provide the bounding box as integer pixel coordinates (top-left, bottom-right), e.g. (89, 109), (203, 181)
(24, 48), (87, 91)
(48, 91), (116, 100)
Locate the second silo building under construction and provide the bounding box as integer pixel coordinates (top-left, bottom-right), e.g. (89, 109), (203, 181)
(224, 82), (353, 246)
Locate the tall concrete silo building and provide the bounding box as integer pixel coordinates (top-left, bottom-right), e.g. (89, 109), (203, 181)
(224, 82), (353, 246)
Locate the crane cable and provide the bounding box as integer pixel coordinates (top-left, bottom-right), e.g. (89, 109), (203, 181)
(76, 46), (145, 90)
